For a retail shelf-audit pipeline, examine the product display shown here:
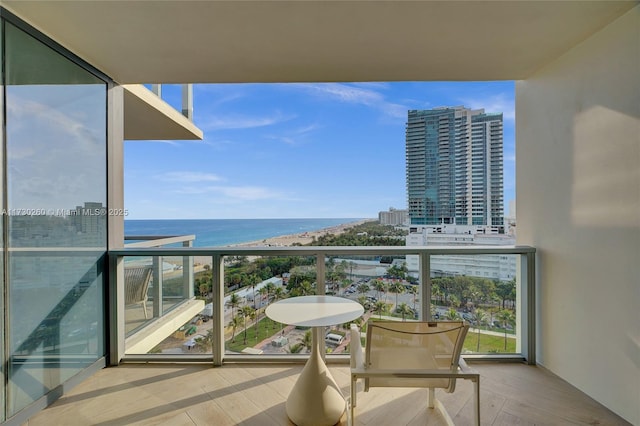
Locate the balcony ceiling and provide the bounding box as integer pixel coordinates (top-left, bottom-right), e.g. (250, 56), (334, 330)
(2, 1), (635, 84)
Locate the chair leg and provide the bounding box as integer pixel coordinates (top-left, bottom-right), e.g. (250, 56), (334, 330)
(434, 399), (455, 426)
(350, 378), (356, 424)
(142, 301), (148, 319)
(473, 377), (480, 426)
(351, 376), (357, 408)
(427, 388), (435, 409)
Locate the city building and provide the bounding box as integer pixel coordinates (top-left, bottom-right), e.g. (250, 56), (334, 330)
(406, 107), (504, 231)
(0, 2), (636, 425)
(405, 225), (517, 281)
(378, 207), (409, 226)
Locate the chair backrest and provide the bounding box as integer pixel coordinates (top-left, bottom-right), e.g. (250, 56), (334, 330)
(124, 266), (152, 305)
(365, 320), (468, 392)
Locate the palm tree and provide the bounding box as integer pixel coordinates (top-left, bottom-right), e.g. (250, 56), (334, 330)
(372, 279), (386, 301)
(445, 308), (460, 320)
(340, 279), (352, 295)
(357, 295), (369, 311)
(199, 282), (210, 299)
(258, 286), (268, 307)
(272, 286), (285, 302)
(407, 285), (418, 311)
(373, 300), (388, 319)
(240, 305), (255, 345)
(357, 283), (370, 296)
(296, 280), (313, 296)
(249, 309), (258, 342)
(348, 261), (356, 282)
(265, 282), (276, 302)
(270, 286), (286, 331)
(396, 302), (413, 321)
(389, 282), (405, 310)
(471, 308), (488, 352)
(229, 315), (242, 343)
(226, 293), (241, 319)
(496, 309), (515, 350)
(249, 274), (260, 308)
(302, 329), (312, 352)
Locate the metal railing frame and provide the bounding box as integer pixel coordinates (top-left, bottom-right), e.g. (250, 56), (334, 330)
(110, 245), (536, 366)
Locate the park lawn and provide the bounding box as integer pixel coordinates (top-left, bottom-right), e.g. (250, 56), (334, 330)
(464, 330), (516, 353)
(226, 316), (283, 353)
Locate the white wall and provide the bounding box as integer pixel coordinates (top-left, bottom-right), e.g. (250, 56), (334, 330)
(516, 7), (639, 425)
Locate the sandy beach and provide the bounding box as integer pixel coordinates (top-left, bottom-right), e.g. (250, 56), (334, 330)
(229, 218), (372, 248)
(191, 219), (373, 268)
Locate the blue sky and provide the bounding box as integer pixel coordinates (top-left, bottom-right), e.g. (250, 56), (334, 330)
(125, 82), (515, 220)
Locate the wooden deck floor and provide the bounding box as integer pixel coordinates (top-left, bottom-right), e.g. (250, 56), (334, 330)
(24, 362), (630, 425)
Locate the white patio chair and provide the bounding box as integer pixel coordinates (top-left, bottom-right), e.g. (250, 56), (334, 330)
(124, 266), (152, 319)
(349, 320), (480, 425)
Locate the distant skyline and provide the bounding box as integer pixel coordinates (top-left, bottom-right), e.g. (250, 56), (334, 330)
(124, 82), (515, 220)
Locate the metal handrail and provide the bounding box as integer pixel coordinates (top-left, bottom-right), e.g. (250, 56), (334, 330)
(110, 245), (536, 366)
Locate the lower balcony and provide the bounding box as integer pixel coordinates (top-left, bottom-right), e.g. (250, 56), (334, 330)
(25, 362), (629, 425)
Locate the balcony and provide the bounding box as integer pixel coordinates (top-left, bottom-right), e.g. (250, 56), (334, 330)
(109, 245), (535, 366)
(26, 362), (629, 425)
(22, 241), (632, 425)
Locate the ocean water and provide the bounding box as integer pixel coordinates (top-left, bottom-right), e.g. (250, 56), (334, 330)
(124, 218), (364, 247)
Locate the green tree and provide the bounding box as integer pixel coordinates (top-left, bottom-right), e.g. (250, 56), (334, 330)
(357, 283), (370, 296)
(357, 295), (370, 311)
(471, 308), (489, 352)
(249, 273), (261, 308)
(290, 280), (313, 296)
(302, 329), (312, 352)
(387, 262), (408, 280)
(340, 279), (352, 295)
(226, 293), (241, 319)
(199, 282), (210, 299)
(396, 302), (413, 321)
(372, 279), (387, 302)
(445, 308), (460, 320)
(495, 279), (516, 309)
(240, 305), (255, 345)
(258, 286), (268, 305)
(373, 300), (389, 319)
(496, 309), (515, 350)
(389, 282), (405, 309)
(407, 285), (418, 311)
(229, 315), (242, 343)
(348, 261), (356, 281)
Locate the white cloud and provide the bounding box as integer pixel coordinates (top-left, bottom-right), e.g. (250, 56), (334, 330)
(266, 123), (321, 145)
(200, 111), (295, 130)
(172, 185), (286, 201)
(213, 186), (283, 200)
(460, 93), (515, 121)
(289, 83), (408, 119)
(156, 172), (223, 183)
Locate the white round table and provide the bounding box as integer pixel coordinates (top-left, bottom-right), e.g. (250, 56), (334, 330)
(266, 295), (364, 426)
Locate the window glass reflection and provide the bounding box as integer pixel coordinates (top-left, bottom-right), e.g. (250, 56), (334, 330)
(4, 22), (107, 416)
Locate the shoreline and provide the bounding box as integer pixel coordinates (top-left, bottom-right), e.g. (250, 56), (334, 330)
(192, 218), (374, 268)
(227, 218), (372, 248)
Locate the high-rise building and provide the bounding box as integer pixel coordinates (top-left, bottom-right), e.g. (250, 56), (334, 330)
(378, 207), (409, 226)
(406, 106), (504, 229)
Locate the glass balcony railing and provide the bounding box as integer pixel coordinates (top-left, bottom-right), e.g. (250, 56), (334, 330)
(110, 245), (536, 365)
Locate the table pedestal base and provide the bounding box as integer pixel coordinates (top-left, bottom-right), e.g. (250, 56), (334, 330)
(286, 331), (345, 426)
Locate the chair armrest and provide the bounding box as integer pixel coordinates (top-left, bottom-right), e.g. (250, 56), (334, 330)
(350, 323), (364, 369)
(351, 367), (479, 381)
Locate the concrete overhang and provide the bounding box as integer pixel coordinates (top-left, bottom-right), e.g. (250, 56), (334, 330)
(1, 1), (636, 84)
(123, 84), (203, 141)
(125, 298), (205, 355)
